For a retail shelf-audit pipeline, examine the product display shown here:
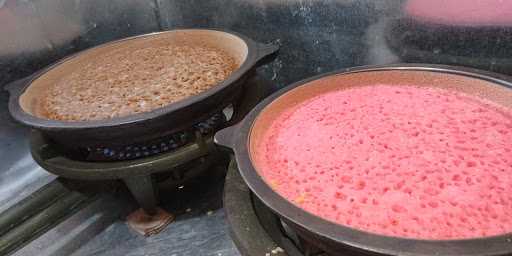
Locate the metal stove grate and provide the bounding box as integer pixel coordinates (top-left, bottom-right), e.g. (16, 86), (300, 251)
(224, 159), (330, 256)
(83, 112), (226, 161)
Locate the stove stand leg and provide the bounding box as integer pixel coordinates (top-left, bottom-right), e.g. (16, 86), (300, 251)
(123, 175), (158, 215)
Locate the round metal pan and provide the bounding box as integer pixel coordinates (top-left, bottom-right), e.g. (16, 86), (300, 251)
(6, 29), (279, 154)
(215, 64), (512, 256)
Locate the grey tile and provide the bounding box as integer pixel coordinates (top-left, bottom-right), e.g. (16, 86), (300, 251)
(0, 0), (53, 57)
(72, 209), (240, 256)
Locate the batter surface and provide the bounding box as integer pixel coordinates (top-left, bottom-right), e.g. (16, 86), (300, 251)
(44, 44), (236, 121)
(256, 85), (512, 239)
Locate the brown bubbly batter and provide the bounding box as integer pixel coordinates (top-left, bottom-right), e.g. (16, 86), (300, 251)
(43, 44), (237, 121)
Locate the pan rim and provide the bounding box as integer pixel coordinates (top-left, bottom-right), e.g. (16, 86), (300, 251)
(8, 28), (260, 130)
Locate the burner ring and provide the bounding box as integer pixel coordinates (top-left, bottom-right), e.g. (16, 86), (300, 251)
(30, 130), (214, 180)
(83, 112), (226, 161)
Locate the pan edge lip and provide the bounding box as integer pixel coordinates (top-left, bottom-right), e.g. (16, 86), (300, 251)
(232, 64), (512, 256)
(9, 28), (262, 131)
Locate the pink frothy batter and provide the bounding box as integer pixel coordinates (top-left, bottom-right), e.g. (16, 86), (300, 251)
(405, 0), (512, 27)
(256, 85), (512, 239)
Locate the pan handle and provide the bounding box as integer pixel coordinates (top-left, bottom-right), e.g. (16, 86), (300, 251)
(255, 41), (280, 66)
(214, 122), (242, 149)
(3, 76), (31, 96)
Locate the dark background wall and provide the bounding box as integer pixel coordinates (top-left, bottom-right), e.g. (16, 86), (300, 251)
(1, 0), (511, 89)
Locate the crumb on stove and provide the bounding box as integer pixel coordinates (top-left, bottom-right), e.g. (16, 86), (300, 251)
(271, 246), (284, 254)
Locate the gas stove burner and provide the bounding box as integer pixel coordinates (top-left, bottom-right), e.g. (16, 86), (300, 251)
(84, 112), (226, 161)
(30, 129), (219, 216)
(224, 159), (328, 256)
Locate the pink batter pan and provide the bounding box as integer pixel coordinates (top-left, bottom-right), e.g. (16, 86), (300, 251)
(215, 64), (512, 256)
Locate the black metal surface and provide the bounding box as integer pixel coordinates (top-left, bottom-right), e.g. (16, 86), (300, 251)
(386, 18), (512, 75)
(215, 64), (512, 256)
(6, 29), (278, 155)
(224, 159), (287, 256)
